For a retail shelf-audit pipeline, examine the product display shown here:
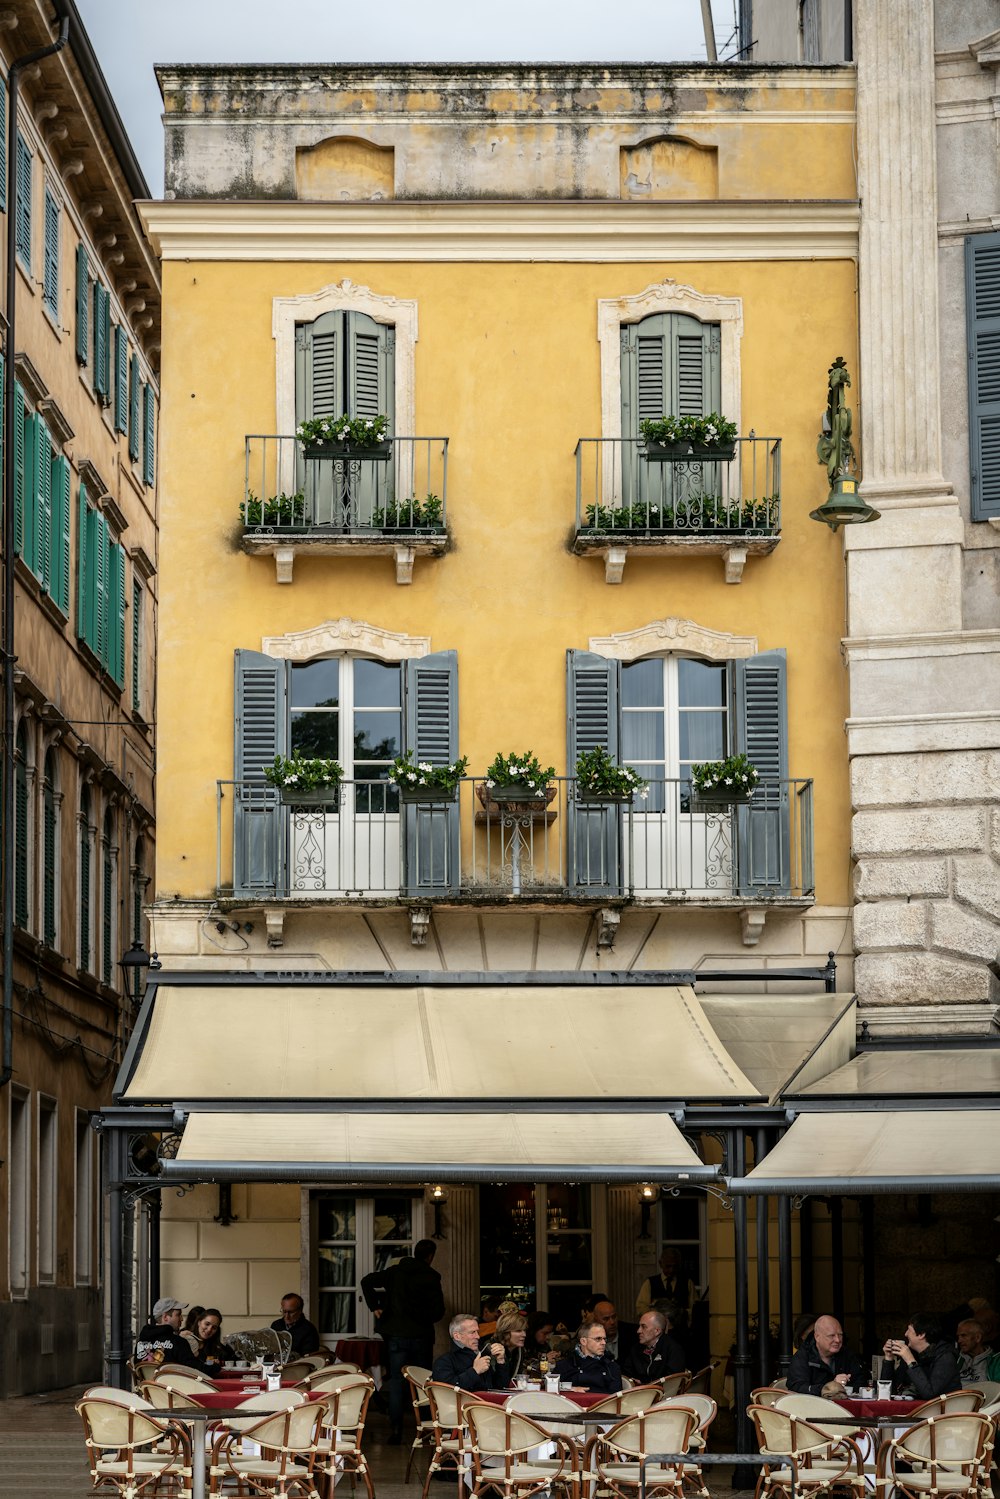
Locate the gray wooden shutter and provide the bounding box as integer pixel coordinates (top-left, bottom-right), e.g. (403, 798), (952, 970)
(403, 650), (459, 896)
(566, 649), (623, 895)
(234, 649), (287, 895)
(621, 312), (721, 508)
(732, 649), (790, 894)
(347, 311), (393, 427)
(295, 310), (344, 423)
(966, 231), (1000, 520)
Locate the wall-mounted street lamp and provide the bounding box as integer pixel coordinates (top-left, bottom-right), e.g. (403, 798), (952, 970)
(638, 1182), (661, 1238)
(810, 356), (880, 530)
(119, 940), (155, 1009)
(429, 1183), (448, 1240)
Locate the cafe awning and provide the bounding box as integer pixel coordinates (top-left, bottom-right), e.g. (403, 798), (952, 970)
(157, 1107), (715, 1183)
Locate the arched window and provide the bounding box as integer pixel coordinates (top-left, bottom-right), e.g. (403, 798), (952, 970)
(79, 786), (92, 971)
(42, 748), (58, 949)
(14, 720), (30, 929)
(101, 806), (115, 985)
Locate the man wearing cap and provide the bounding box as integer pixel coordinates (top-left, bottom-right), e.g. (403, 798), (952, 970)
(134, 1297), (204, 1368)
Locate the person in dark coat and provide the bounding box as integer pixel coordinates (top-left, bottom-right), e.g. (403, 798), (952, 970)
(584, 1296), (639, 1366)
(362, 1239), (445, 1443)
(270, 1293), (321, 1356)
(556, 1319), (622, 1393)
(787, 1315), (867, 1396)
(432, 1313), (508, 1392)
(883, 1314), (962, 1398)
(621, 1309), (686, 1383)
(134, 1297), (215, 1373)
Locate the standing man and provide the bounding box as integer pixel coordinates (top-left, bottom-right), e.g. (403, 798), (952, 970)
(431, 1313), (507, 1392)
(788, 1315), (866, 1396)
(270, 1293), (321, 1357)
(362, 1238), (445, 1444)
(621, 1309), (687, 1383)
(636, 1249), (695, 1320)
(883, 1315), (961, 1397)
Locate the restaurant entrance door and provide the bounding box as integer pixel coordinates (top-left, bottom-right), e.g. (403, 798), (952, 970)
(478, 1183), (607, 1326)
(312, 1190), (425, 1346)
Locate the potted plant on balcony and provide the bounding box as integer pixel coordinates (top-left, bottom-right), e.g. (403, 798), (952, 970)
(639, 413), (738, 462)
(389, 752), (468, 803)
(478, 751), (557, 809)
(689, 753), (760, 809)
(296, 413), (391, 460)
(575, 747), (647, 804)
(264, 754), (344, 806)
(372, 493), (445, 531)
(241, 489), (306, 530)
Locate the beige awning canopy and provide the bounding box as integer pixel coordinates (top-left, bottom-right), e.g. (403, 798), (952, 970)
(158, 1107), (714, 1184)
(120, 981), (787, 1104)
(698, 993), (855, 1103)
(790, 1047), (1000, 1100)
(728, 1107), (1000, 1195)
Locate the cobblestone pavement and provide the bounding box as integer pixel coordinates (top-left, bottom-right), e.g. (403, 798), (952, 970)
(0, 1385), (754, 1499)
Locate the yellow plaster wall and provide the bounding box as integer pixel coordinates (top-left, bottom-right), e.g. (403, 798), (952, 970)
(156, 256), (854, 906)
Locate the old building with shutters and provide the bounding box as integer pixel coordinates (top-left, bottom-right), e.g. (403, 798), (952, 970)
(0, 0), (159, 1395)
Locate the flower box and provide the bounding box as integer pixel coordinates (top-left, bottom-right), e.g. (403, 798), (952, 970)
(642, 441), (737, 462)
(690, 788), (753, 810)
(279, 787), (341, 806)
(398, 784), (459, 805)
(576, 789), (634, 806)
(301, 441), (392, 462)
(488, 782), (552, 804)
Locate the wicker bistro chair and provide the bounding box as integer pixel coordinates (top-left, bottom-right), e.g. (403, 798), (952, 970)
(83, 1385), (157, 1409)
(299, 1365), (362, 1389)
(128, 1359), (163, 1389)
(216, 1400), (325, 1498)
(402, 1365), (436, 1485)
(965, 1382), (1000, 1406)
(650, 1395), (717, 1452)
(312, 1376), (375, 1499)
(208, 1390), (307, 1495)
(591, 1404), (706, 1499)
(875, 1413), (994, 1499)
(504, 1391), (589, 1498)
(776, 1392), (864, 1437)
(910, 1392), (985, 1418)
(749, 1404), (865, 1499)
(155, 1363), (219, 1384)
(752, 1387), (792, 1409)
(465, 1405), (572, 1499)
(685, 1364), (719, 1398)
(587, 1385), (665, 1420)
(654, 1374), (692, 1401)
(77, 1395), (188, 1499)
(297, 1369), (373, 1397)
(139, 1379), (202, 1412)
(420, 1382), (490, 1499)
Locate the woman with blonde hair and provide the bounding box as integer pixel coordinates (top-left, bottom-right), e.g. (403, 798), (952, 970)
(488, 1308), (529, 1384)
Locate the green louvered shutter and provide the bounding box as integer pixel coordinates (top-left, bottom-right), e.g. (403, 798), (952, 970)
(0, 76), (7, 211)
(234, 649), (287, 895)
(93, 283), (110, 402)
(142, 383), (155, 486)
(14, 132), (31, 268)
(12, 384), (26, 559)
(403, 650), (459, 896)
(131, 578), (142, 712)
(19, 405), (39, 578)
(35, 419), (52, 591)
(112, 543), (126, 686)
(348, 311), (394, 517)
(52, 454), (71, 615)
(77, 484), (89, 641)
(566, 650), (624, 895)
(79, 789), (91, 970)
(733, 649), (790, 895)
(621, 312), (722, 507)
(42, 755), (56, 948)
(75, 243), (89, 365)
(93, 512), (109, 664)
(14, 727), (28, 928)
(966, 232), (1000, 520)
(128, 352), (140, 461)
(114, 327), (128, 432)
(43, 188), (59, 316)
(101, 812), (113, 983)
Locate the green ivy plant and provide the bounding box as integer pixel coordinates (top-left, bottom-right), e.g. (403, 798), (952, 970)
(575, 746), (647, 799)
(639, 412), (738, 447)
(690, 753), (760, 796)
(372, 494), (444, 529)
(296, 413), (389, 448)
(389, 752), (468, 792)
(583, 495), (778, 532)
(263, 755), (344, 791)
(241, 490), (306, 528)
(484, 751), (556, 797)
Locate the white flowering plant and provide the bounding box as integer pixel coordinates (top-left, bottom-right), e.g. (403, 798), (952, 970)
(389, 752), (468, 793)
(263, 754), (344, 791)
(484, 751), (556, 798)
(575, 746), (647, 799)
(639, 412), (738, 448)
(296, 413), (389, 448)
(690, 753), (760, 797)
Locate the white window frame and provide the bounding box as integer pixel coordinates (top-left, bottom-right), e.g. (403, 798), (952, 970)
(36, 1094), (57, 1284)
(9, 1086), (31, 1297)
(78, 783), (96, 973)
(75, 1110), (95, 1285)
(313, 1190), (425, 1343)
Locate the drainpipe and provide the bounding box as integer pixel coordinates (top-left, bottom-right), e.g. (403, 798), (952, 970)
(1, 15), (69, 1088)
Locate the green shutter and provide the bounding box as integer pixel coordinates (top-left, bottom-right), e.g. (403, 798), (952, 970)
(295, 313), (344, 424)
(621, 312), (722, 435)
(43, 188), (59, 316)
(131, 578), (142, 712)
(35, 419), (52, 591)
(0, 76), (7, 211)
(142, 382), (155, 486)
(93, 283), (110, 402)
(79, 789), (91, 970)
(75, 243), (89, 365)
(101, 815), (113, 983)
(403, 650), (459, 896)
(346, 310), (393, 424)
(566, 650), (623, 895)
(14, 132), (31, 268)
(18, 404), (39, 578)
(966, 232), (1000, 520)
(52, 454), (71, 615)
(14, 727), (29, 928)
(733, 649), (790, 895)
(233, 649), (287, 895)
(76, 484), (89, 641)
(114, 327), (128, 432)
(128, 352), (139, 461)
(12, 384), (26, 558)
(42, 757), (56, 948)
(92, 511), (109, 663)
(112, 543), (126, 686)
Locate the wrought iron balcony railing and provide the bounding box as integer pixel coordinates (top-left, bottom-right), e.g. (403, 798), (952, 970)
(574, 435), (781, 534)
(217, 776), (813, 903)
(242, 435), (449, 535)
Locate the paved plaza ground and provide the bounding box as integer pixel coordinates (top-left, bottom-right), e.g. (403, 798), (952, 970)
(0, 1384), (753, 1499)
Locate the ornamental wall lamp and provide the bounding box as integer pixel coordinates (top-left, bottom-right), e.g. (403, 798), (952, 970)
(638, 1182), (661, 1238)
(811, 355), (880, 530)
(429, 1183), (448, 1240)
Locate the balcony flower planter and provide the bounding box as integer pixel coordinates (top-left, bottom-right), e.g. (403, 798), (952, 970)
(279, 787), (341, 807)
(577, 789), (634, 805)
(398, 784), (459, 805)
(477, 783), (557, 819)
(487, 782), (552, 805)
(691, 788), (753, 811)
(302, 441), (392, 462)
(642, 440), (736, 462)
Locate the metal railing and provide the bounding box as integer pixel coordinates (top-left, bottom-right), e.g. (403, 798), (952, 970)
(218, 777), (813, 901)
(575, 435), (781, 534)
(242, 435), (448, 534)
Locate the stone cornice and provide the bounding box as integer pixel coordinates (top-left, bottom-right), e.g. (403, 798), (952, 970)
(261, 618), (430, 662)
(588, 617), (758, 662)
(138, 198), (859, 264)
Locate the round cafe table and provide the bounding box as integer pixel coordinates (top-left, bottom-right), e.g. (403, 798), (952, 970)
(192, 1382), (323, 1412)
(835, 1396), (922, 1422)
(477, 1388), (613, 1410)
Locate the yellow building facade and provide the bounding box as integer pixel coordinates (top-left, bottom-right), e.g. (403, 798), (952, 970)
(124, 62), (862, 1392)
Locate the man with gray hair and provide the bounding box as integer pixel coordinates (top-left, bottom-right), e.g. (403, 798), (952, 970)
(431, 1312), (507, 1391)
(621, 1308), (686, 1383)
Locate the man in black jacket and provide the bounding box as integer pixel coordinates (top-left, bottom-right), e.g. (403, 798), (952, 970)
(431, 1313), (507, 1393)
(883, 1314), (961, 1397)
(787, 1315), (867, 1396)
(362, 1239), (446, 1442)
(621, 1309), (686, 1383)
(134, 1297), (204, 1370)
(556, 1319), (622, 1393)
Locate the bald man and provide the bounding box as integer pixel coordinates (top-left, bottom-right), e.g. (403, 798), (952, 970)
(787, 1314), (867, 1397)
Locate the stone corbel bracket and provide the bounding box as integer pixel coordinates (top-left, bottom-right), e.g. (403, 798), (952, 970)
(409, 908), (432, 946)
(740, 908), (767, 947)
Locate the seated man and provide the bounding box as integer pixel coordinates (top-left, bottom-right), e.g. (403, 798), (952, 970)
(432, 1312), (507, 1392)
(556, 1318), (622, 1393)
(788, 1314), (866, 1397)
(134, 1297), (208, 1371)
(883, 1314), (961, 1398)
(583, 1296), (638, 1366)
(270, 1292), (321, 1357)
(956, 1319), (993, 1386)
(621, 1309), (686, 1384)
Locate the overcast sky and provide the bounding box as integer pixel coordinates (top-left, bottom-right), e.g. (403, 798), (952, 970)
(73, 0), (738, 195)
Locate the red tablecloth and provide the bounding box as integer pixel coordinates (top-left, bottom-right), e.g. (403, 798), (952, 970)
(191, 1386), (325, 1412)
(477, 1389), (613, 1409)
(335, 1339), (384, 1370)
(836, 1397), (925, 1421)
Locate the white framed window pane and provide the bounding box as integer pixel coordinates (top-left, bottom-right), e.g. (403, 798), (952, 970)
(622, 658), (664, 707)
(678, 658), (727, 707)
(622, 715), (665, 760)
(38, 1097), (57, 1283)
(290, 710), (339, 759)
(679, 714), (726, 763)
(290, 659), (339, 708)
(9, 1089), (30, 1296)
(354, 658), (401, 707)
(352, 711), (400, 762)
(75, 1113), (93, 1284)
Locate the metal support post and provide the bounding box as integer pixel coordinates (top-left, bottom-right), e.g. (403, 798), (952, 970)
(732, 1128), (753, 1467)
(755, 1127), (770, 1388)
(777, 1193), (793, 1375)
(831, 1197), (844, 1322)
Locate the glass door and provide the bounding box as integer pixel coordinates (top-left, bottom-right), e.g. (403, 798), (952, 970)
(315, 1191), (422, 1343)
(477, 1183), (601, 1327)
